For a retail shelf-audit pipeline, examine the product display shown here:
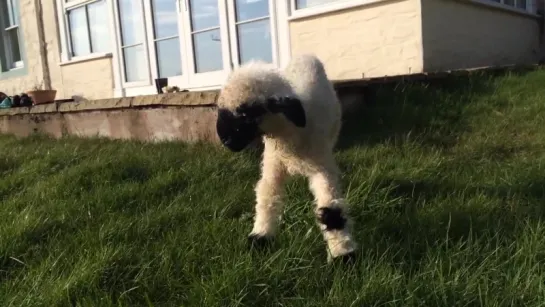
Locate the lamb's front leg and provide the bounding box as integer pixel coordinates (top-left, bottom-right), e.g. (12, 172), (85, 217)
(309, 165), (357, 263)
(248, 156), (287, 247)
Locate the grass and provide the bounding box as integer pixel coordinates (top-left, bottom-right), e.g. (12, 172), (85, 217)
(2, 69), (545, 306)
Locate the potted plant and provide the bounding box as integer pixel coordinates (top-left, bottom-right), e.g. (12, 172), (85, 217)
(27, 81), (57, 105)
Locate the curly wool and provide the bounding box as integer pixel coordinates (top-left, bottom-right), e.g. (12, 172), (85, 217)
(217, 54), (357, 261)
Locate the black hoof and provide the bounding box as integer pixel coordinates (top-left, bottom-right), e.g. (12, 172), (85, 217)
(247, 234), (273, 249)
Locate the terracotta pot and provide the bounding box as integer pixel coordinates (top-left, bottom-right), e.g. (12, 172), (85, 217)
(27, 89), (57, 105)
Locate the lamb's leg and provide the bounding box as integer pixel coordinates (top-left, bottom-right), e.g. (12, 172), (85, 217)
(308, 164), (357, 262)
(248, 156), (287, 247)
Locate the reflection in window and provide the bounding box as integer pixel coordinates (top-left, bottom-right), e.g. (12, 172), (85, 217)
(118, 0), (148, 82)
(235, 0), (272, 64)
(0, 0), (23, 70)
(66, 0), (110, 57)
(152, 0), (182, 78)
(188, 0), (223, 73)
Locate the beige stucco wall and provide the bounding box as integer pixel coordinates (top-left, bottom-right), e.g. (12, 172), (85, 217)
(289, 0), (424, 80)
(40, 1), (115, 100)
(421, 0), (541, 72)
(0, 0), (114, 100)
(0, 0), (46, 95)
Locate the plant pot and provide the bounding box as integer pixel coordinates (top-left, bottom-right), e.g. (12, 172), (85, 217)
(27, 89), (57, 105)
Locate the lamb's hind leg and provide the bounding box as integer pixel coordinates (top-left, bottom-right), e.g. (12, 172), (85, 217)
(308, 164), (357, 262)
(248, 156), (287, 248)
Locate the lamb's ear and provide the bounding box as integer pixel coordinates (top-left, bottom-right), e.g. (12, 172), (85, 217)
(266, 96), (306, 128)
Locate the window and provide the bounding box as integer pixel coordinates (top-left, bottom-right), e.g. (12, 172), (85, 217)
(64, 0), (110, 58)
(118, 0), (148, 83)
(151, 0), (182, 78)
(234, 0), (273, 65)
(0, 0), (23, 71)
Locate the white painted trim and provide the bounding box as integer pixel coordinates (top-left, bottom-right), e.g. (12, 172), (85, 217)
(56, 0), (115, 63)
(59, 52), (112, 66)
(108, 0), (124, 97)
(470, 0), (540, 16)
(143, 0), (160, 83)
(56, 0), (70, 62)
(276, 0), (292, 68)
(114, 0), (152, 87)
(288, 0), (395, 21)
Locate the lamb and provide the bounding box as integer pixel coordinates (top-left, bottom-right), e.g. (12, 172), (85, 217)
(215, 54), (357, 262)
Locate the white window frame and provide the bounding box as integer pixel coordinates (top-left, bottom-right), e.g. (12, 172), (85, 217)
(1, 0), (23, 71)
(112, 0), (152, 89)
(226, 0), (280, 70)
(288, 0), (393, 20)
(57, 0), (113, 64)
(117, 0), (290, 97)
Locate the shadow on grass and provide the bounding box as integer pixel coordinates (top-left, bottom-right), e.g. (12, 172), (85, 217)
(336, 70), (532, 150)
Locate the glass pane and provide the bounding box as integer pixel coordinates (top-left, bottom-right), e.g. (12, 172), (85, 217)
(237, 19), (272, 64)
(156, 37), (182, 78)
(516, 0), (527, 9)
(88, 0), (110, 53)
(152, 0), (179, 39)
(295, 0), (341, 10)
(5, 0), (16, 26)
(504, 0), (514, 5)
(68, 7), (91, 56)
(118, 0), (143, 46)
(192, 29), (223, 73)
(7, 28), (21, 63)
(235, 0), (268, 22)
(123, 44), (148, 82)
(188, 0), (219, 31)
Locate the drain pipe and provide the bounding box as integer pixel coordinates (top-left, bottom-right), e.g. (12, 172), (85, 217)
(35, 0), (52, 90)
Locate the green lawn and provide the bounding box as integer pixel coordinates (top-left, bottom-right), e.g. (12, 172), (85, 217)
(2, 69), (545, 306)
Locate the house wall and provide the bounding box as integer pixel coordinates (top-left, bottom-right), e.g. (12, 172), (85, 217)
(0, 0), (46, 95)
(41, 1), (115, 100)
(421, 0), (541, 72)
(288, 0), (424, 80)
(0, 0), (115, 100)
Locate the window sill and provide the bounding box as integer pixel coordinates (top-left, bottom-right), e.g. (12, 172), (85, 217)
(288, 0), (396, 21)
(469, 0), (540, 18)
(60, 52), (113, 66)
(0, 66), (27, 80)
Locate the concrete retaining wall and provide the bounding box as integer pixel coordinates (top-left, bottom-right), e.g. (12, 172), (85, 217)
(0, 91), (221, 143)
(0, 88), (365, 143)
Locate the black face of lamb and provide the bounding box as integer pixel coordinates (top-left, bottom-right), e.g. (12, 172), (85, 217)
(216, 106), (264, 152)
(317, 207), (347, 231)
(215, 96), (306, 152)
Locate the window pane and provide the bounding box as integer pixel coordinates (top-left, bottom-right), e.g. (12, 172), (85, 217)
(237, 19), (272, 64)
(88, 0), (110, 53)
(295, 0), (342, 9)
(516, 0), (527, 9)
(68, 7), (91, 56)
(152, 0), (179, 39)
(5, 0), (16, 26)
(504, 0), (514, 5)
(192, 29), (223, 73)
(118, 0), (143, 46)
(7, 28), (21, 63)
(123, 44), (147, 82)
(189, 0), (219, 31)
(235, 0), (269, 21)
(156, 37), (182, 78)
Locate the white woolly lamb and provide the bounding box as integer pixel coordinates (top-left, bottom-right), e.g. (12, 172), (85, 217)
(215, 54), (357, 262)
